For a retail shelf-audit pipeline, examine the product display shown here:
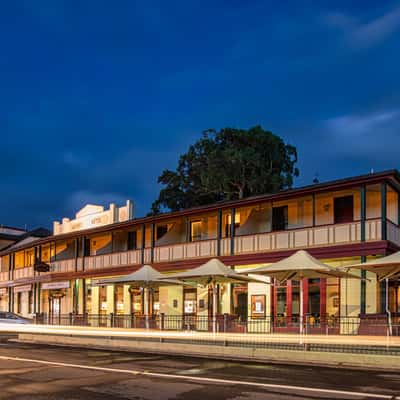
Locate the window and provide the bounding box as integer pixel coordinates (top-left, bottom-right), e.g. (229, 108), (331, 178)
(272, 206), (288, 231)
(224, 213), (240, 237)
(156, 225), (168, 240)
(190, 221), (202, 242)
(127, 231), (137, 250)
(334, 195), (354, 224)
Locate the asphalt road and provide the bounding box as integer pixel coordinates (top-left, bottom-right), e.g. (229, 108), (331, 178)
(0, 336), (399, 400)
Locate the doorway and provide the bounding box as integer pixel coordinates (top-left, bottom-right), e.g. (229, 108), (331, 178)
(49, 296), (61, 325)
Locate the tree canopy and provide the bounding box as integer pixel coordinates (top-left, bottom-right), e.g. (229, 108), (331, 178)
(150, 126), (299, 214)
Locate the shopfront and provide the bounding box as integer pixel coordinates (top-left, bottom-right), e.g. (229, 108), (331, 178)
(273, 278), (340, 332)
(13, 285), (32, 317)
(41, 281), (70, 323)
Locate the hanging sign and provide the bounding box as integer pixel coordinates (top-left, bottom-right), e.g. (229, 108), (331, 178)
(42, 281), (70, 290)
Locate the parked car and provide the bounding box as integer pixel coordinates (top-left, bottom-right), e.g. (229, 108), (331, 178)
(0, 312), (32, 324)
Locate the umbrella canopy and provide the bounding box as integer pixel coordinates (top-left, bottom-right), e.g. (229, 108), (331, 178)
(92, 264), (184, 288)
(346, 251), (400, 281)
(165, 258), (263, 285)
(244, 250), (361, 282)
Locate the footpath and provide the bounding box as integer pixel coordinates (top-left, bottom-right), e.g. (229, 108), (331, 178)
(2, 323), (400, 371)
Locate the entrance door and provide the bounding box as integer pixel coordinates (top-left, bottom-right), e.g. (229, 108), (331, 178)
(272, 206), (288, 231)
(334, 196), (354, 224)
(49, 297), (61, 325)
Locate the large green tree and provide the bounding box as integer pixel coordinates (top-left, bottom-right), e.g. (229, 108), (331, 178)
(150, 126), (299, 214)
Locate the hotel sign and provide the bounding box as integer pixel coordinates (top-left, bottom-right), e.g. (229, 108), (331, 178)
(41, 281), (70, 290)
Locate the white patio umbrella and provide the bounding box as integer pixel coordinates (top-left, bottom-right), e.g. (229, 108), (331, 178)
(346, 251), (400, 281)
(165, 258), (265, 333)
(346, 252), (400, 335)
(243, 250), (361, 334)
(93, 265), (185, 329)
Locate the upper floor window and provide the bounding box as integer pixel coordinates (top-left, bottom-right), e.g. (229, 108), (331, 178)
(190, 221), (202, 242)
(272, 206), (288, 231)
(334, 195), (354, 224)
(127, 231), (137, 250)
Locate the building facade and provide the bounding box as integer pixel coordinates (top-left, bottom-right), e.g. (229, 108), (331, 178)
(0, 171), (399, 331)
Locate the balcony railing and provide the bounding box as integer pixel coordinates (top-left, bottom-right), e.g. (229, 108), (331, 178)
(387, 220), (400, 247)
(0, 271), (9, 282)
(84, 249), (141, 271)
(153, 239), (218, 263)
(3, 218), (397, 278)
(220, 219), (382, 256)
(13, 266), (34, 280)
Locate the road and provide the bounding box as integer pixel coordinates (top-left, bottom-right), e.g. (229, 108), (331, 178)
(0, 336), (399, 399)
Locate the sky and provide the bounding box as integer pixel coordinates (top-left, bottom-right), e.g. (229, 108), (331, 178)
(1, 0), (400, 230)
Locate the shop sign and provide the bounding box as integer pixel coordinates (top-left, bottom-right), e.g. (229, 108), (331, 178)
(0, 288), (8, 296)
(14, 285), (32, 293)
(42, 281), (70, 290)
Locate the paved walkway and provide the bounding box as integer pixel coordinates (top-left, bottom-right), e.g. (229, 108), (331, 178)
(1, 323), (399, 347)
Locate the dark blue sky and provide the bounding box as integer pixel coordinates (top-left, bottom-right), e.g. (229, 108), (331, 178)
(1, 1), (400, 229)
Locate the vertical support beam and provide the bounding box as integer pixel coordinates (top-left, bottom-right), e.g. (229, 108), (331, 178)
(381, 280), (387, 314)
(312, 194), (316, 227)
(320, 278), (327, 318)
(360, 185), (367, 315)
(217, 210), (222, 256)
(74, 238), (79, 272)
(82, 279), (87, 315)
(141, 224), (146, 264)
(81, 237), (86, 272)
(230, 208), (235, 256)
(302, 278), (309, 317)
(37, 283), (41, 314)
(286, 280), (292, 321)
(360, 256), (367, 314)
(150, 223), (155, 263)
(73, 279), (79, 314)
(381, 182), (387, 241)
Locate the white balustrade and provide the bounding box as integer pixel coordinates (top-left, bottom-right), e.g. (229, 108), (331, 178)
(13, 267), (34, 280)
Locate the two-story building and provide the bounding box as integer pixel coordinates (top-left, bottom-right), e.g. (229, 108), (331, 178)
(0, 170), (399, 331)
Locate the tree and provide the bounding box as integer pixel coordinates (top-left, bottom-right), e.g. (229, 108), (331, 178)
(150, 126), (299, 214)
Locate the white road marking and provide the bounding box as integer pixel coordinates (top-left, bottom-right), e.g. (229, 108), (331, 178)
(0, 355), (397, 399)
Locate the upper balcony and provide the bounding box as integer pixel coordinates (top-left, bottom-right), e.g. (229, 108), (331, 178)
(1, 182), (400, 282)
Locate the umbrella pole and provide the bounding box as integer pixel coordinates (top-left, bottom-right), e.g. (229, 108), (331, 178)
(144, 287), (150, 330)
(300, 279), (304, 335)
(212, 284), (217, 334)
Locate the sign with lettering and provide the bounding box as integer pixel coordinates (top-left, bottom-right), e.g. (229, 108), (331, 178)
(42, 281), (70, 290)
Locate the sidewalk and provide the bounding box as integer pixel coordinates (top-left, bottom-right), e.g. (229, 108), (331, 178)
(1, 323), (399, 346)
(3, 323), (400, 371)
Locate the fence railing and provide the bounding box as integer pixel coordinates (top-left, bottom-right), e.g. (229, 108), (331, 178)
(33, 313), (398, 336)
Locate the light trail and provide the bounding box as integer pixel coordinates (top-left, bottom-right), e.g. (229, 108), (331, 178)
(0, 355), (397, 399)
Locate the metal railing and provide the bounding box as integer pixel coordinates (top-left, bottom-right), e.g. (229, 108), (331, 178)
(33, 313), (398, 336)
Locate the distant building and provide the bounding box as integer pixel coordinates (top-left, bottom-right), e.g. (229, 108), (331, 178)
(53, 200), (134, 235)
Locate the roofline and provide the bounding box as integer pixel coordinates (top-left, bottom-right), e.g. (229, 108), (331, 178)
(1, 169), (399, 255)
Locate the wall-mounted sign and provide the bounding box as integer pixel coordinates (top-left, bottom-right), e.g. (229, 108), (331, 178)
(251, 294), (266, 319)
(42, 281), (70, 290)
(34, 262), (50, 273)
(14, 285), (32, 293)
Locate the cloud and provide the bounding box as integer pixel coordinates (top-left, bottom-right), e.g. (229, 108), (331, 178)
(322, 109), (400, 158)
(325, 5), (400, 49)
(65, 190), (128, 217)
